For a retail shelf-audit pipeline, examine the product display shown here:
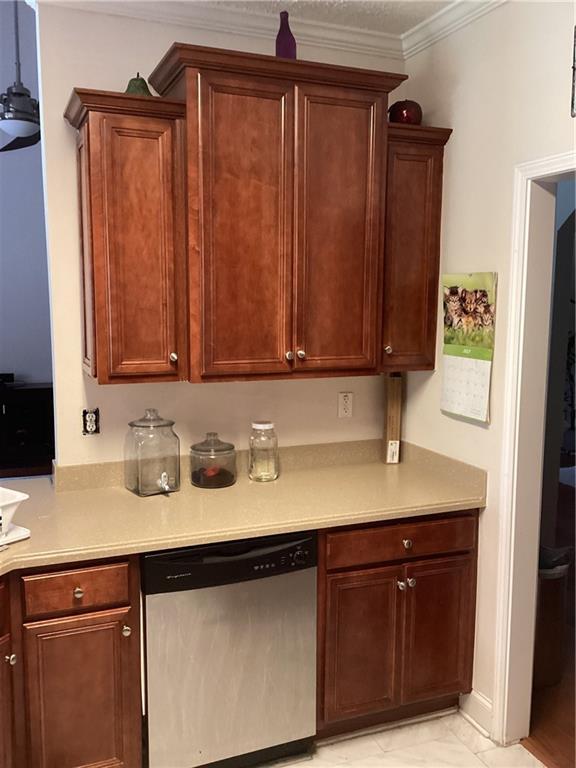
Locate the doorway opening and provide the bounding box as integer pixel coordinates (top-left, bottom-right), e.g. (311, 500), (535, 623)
(521, 178), (575, 768)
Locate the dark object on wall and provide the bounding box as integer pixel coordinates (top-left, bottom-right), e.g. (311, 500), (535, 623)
(276, 11), (297, 59)
(0, 0), (40, 152)
(388, 100), (423, 125)
(125, 73), (153, 97)
(0, 383), (55, 477)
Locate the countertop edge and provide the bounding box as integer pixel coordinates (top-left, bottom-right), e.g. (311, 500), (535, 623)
(0, 495), (484, 577)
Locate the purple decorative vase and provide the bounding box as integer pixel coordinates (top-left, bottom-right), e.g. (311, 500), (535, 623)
(276, 11), (297, 59)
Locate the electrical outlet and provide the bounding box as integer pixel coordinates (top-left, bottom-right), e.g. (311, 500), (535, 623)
(82, 408), (100, 435)
(338, 392), (353, 418)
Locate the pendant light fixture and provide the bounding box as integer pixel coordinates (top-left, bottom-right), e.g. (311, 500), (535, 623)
(0, 0), (40, 152)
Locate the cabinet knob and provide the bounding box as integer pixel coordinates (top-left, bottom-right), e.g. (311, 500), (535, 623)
(385, 345), (393, 355)
(73, 587), (84, 600)
(4, 654), (16, 666)
(407, 578), (417, 588)
(122, 625), (132, 638)
(285, 351), (294, 361)
(397, 580), (407, 591)
(169, 352), (178, 363)
(296, 350), (306, 360)
(402, 538), (413, 550)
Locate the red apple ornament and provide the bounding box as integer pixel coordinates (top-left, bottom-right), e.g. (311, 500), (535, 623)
(388, 100), (423, 125)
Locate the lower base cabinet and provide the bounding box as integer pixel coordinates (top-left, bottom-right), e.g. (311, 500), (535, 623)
(318, 513), (478, 733)
(24, 607), (140, 768)
(0, 632), (13, 768)
(7, 558), (142, 768)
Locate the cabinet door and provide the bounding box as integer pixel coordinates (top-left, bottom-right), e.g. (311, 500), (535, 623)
(23, 607), (141, 768)
(0, 633), (13, 768)
(323, 566), (403, 724)
(89, 111), (187, 383)
(401, 556), (476, 704)
(294, 85), (384, 372)
(381, 132), (449, 371)
(196, 73), (294, 377)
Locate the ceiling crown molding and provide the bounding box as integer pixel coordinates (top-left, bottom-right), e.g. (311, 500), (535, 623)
(402, 0), (508, 59)
(41, 0), (506, 63)
(46, 1), (404, 62)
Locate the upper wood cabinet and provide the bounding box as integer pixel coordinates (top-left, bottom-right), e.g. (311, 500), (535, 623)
(294, 85), (383, 372)
(380, 125), (452, 371)
(194, 72), (294, 377)
(65, 90), (188, 384)
(150, 44), (405, 380)
(67, 49), (457, 383)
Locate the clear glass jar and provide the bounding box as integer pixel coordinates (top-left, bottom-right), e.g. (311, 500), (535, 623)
(124, 409), (180, 496)
(249, 421), (279, 482)
(190, 432), (237, 488)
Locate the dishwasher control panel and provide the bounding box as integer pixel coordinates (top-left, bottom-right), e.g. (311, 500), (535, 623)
(252, 543), (312, 572)
(143, 531), (317, 594)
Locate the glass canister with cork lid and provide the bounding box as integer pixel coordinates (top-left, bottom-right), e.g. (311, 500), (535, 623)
(190, 432), (237, 488)
(124, 408), (180, 496)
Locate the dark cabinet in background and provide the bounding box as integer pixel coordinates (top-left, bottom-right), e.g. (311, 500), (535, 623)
(0, 384), (54, 478)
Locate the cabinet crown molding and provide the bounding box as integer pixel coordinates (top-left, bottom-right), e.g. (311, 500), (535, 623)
(64, 88), (186, 128)
(387, 124), (452, 146)
(149, 43), (407, 96)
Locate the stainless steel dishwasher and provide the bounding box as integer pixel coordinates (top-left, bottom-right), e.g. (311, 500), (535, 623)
(142, 532), (317, 768)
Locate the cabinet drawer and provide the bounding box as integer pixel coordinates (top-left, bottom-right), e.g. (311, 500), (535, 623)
(22, 562), (130, 619)
(326, 516), (476, 570)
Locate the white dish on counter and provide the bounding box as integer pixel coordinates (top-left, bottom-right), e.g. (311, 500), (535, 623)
(0, 487), (30, 543)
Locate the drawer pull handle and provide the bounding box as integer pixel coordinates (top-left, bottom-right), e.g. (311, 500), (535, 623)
(402, 538), (413, 550)
(407, 578), (417, 588)
(296, 349), (306, 360)
(384, 345), (393, 355)
(285, 351), (294, 361)
(73, 587), (84, 600)
(169, 352), (178, 363)
(4, 654), (16, 666)
(122, 625), (132, 638)
(397, 580), (407, 591)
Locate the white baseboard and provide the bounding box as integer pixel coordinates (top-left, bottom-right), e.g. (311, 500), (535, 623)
(459, 690), (493, 738)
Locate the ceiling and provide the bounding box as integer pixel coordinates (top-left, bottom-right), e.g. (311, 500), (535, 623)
(203, 1), (453, 36)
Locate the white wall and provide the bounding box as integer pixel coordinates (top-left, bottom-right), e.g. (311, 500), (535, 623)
(396, 0), (575, 731)
(0, 0), (52, 383)
(35, 3), (403, 468)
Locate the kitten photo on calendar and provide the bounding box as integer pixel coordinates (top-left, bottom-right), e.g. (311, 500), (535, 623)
(441, 273), (498, 423)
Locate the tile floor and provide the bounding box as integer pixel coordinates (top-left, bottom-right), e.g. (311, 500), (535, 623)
(273, 714), (546, 768)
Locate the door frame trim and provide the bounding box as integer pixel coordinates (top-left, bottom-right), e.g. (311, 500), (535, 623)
(492, 151), (575, 744)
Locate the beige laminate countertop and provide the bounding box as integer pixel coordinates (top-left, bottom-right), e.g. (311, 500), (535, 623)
(0, 444), (486, 577)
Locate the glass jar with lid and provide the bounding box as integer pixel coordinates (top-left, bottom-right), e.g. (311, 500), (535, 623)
(190, 432), (237, 488)
(249, 421), (279, 482)
(124, 408), (180, 496)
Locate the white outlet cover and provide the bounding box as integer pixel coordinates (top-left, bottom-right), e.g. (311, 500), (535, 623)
(338, 392), (354, 418)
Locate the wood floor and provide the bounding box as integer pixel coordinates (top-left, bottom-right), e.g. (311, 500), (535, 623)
(522, 630), (574, 768)
(522, 475), (575, 768)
